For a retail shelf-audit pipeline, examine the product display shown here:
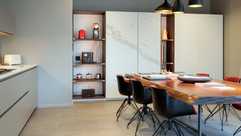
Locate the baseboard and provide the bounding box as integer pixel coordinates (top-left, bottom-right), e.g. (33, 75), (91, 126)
(38, 98), (125, 107)
(105, 97), (125, 101)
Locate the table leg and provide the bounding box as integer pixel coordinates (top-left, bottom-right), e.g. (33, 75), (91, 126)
(198, 105), (202, 136)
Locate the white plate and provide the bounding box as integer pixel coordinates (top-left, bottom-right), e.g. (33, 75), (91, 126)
(143, 74), (168, 80)
(178, 75), (211, 83)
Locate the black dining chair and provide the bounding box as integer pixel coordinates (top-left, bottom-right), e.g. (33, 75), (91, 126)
(116, 75), (136, 121)
(205, 76), (241, 131)
(127, 80), (157, 136)
(152, 88), (196, 136)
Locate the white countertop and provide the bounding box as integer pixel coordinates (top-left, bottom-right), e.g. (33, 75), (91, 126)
(0, 65), (37, 82)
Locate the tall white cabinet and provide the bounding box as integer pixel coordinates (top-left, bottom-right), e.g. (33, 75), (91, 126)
(106, 12), (138, 99)
(106, 11), (161, 99)
(174, 14), (223, 79)
(0, 0), (15, 35)
(138, 13), (161, 73)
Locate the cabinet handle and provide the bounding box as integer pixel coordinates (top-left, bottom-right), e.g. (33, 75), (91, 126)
(0, 91), (30, 118)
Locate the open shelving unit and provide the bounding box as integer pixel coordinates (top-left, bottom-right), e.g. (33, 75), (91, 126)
(72, 11), (106, 100)
(161, 14), (175, 72)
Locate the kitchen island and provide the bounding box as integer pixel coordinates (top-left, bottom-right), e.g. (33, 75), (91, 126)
(0, 65), (37, 136)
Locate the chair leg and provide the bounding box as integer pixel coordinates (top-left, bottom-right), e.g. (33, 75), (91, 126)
(204, 104), (213, 114)
(116, 99), (128, 121)
(116, 98), (127, 117)
(146, 107), (159, 128)
(152, 120), (168, 136)
(127, 107), (142, 128)
(135, 116), (141, 136)
(204, 105), (222, 124)
(173, 121), (183, 136)
(234, 126), (241, 136)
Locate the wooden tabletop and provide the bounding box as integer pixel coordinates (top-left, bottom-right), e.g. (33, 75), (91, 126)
(125, 74), (241, 105)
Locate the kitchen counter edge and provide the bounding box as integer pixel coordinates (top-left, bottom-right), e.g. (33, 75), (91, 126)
(0, 65), (37, 82)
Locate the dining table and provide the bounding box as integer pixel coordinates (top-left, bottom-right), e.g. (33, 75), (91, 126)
(124, 73), (241, 136)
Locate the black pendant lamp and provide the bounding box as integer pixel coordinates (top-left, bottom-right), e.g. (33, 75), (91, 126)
(155, 0), (173, 15)
(188, 0), (203, 8)
(173, 0), (184, 14)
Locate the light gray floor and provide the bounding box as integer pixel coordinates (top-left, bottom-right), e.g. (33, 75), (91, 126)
(21, 101), (241, 136)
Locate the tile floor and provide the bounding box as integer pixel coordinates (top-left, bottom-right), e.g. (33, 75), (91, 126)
(20, 101), (241, 136)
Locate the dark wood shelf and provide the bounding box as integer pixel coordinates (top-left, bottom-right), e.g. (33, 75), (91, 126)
(162, 39), (174, 42)
(161, 14), (174, 17)
(165, 62), (174, 65)
(73, 94), (105, 100)
(73, 63), (105, 67)
(73, 79), (106, 83)
(73, 39), (105, 42)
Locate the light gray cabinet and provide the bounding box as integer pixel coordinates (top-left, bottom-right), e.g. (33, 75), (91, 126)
(105, 11), (161, 99)
(106, 11), (138, 99)
(138, 13), (161, 73)
(0, 0), (15, 35)
(0, 68), (37, 136)
(174, 14), (223, 79)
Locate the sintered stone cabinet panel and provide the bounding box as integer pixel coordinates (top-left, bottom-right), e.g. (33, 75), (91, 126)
(0, 68), (37, 136)
(138, 13), (161, 73)
(175, 14), (223, 80)
(0, 1), (15, 34)
(106, 11), (138, 99)
(106, 11), (161, 99)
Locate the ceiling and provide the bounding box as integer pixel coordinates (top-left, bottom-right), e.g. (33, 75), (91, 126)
(73, 0), (210, 13)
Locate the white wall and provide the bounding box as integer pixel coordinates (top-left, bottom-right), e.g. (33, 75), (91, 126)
(0, 0), (73, 107)
(211, 0), (241, 77)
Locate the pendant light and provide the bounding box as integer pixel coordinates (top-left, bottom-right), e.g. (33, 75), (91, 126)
(188, 0), (203, 8)
(173, 0), (184, 14)
(155, 0), (173, 15)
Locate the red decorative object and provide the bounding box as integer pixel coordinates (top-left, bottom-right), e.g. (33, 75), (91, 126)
(196, 73), (210, 77)
(224, 76), (241, 83)
(79, 29), (86, 40)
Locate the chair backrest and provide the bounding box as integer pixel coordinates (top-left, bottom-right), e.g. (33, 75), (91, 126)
(116, 75), (131, 96)
(224, 76), (241, 83)
(152, 88), (196, 118)
(131, 80), (145, 104)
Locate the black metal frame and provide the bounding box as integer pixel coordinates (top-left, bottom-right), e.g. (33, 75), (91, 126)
(127, 104), (158, 136)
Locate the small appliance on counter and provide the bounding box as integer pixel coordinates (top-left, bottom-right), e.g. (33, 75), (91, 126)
(3, 54), (22, 65)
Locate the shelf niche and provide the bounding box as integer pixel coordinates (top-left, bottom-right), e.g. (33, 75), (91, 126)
(161, 15), (175, 72)
(73, 11), (106, 100)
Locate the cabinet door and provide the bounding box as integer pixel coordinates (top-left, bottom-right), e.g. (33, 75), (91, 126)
(0, 69), (37, 116)
(0, 68), (37, 136)
(0, 91), (34, 136)
(106, 11), (138, 99)
(138, 13), (161, 73)
(0, 1), (15, 34)
(175, 14), (223, 79)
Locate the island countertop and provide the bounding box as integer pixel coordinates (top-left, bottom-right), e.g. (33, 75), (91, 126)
(0, 65), (37, 82)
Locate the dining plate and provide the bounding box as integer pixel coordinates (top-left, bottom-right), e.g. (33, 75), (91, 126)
(178, 75), (211, 83)
(142, 74), (168, 81)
